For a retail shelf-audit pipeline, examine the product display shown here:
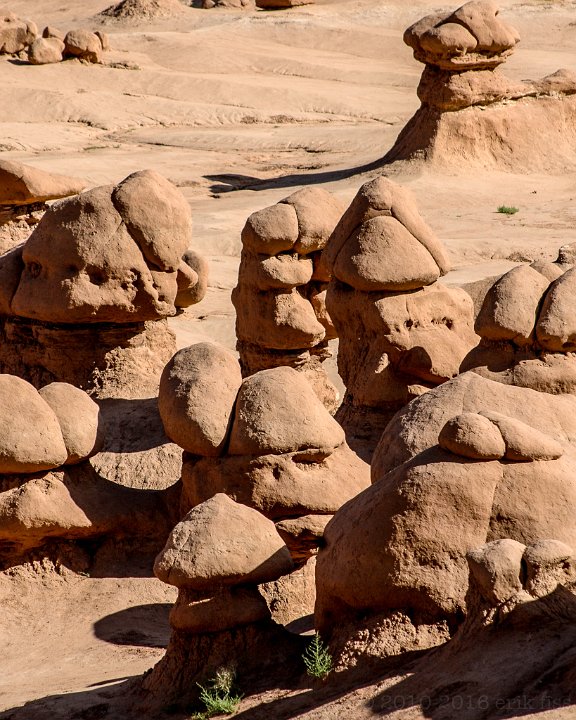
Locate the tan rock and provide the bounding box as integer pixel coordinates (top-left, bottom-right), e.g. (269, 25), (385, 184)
(0, 13), (37, 54)
(27, 37), (64, 65)
(0, 159), (85, 206)
(64, 29), (103, 63)
(438, 412), (506, 459)
(241, 203), (299, 256)
(170, 586), (268, 633)
(112, 170), (192, 272)
(38, 382), (104, 464)
(158, 342), (242, 456)
(0, 375), (67, 473)
(536, 267), (576, 351)
(333, 215), (440, 291)
(229, 367), (344, 455)
(175, 250), (209, 308)
(479, 410), (563, 461)
(42, 26), (64, 41)
(476, 265), (551, 346)
(154, 493), (293, 590)
(467, 539), (526, 604)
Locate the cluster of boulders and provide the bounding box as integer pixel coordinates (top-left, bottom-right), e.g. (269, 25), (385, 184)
(233, 187), (344, 410)
(157, 342), (369, 619)
(0, 159), (86, 252)
(386, 0), (576, 171)
(463, 258), (576, 393)
(0, 169), (207, 394)
(0, 11), (109, 65)
(325, 176), (478, 457)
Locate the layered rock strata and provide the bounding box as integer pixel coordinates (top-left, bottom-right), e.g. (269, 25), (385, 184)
(232, 187), (344, 411)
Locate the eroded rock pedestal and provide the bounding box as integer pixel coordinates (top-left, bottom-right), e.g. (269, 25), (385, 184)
(386, 0), (576, 171)
(158, 342), (369, 624)
(141, 494), (304, 712)
(325, 176), (477, 459)
(232, 187), (344, 411)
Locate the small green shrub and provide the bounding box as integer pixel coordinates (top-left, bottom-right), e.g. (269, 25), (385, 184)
(303, 632), (333, 680)
(497, 205), (519, 215)
(195, 666), (242, 718)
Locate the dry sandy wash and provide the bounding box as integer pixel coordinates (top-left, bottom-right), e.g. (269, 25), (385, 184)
(2, 0), (576, 718)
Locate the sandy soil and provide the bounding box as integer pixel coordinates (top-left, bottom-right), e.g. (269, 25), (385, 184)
(2, 0), (576, 717)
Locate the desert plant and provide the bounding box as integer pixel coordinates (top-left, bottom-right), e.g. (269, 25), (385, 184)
(195, 666), (242, 718)
(303, 632), (333, 679)
(497, 205), (519, 215)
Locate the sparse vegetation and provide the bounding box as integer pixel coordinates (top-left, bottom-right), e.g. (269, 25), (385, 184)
(497, 205), (519, 215)
(193, 667), (242, 718)
(302, 632), (333, 680)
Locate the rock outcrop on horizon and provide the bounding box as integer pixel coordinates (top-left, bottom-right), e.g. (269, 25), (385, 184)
(0, 169), (207, 396)
(325, 176), (478, 459)
(384, 0), (576, 171)
(232, 187), (344, 411)
(158, 342), (369, 622)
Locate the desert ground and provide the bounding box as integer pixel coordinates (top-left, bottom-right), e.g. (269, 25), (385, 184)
(2, 0), (576, 718)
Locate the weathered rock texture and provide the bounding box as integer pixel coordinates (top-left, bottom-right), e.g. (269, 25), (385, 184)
(384, 1), (576, 172)
(202, 0), (255, 9)
(0, 170), (207, 396)
(0, 159), (87, 253)
(462, 257), (576, 394)
(325, 176), (477, 459)
(315, 370), (576, 668)
(158, 344), (369, 623)
(232, 187), (345, 411)
(0, 12), (37, 54)
(142, 494), (303, 711)
(100, 0), (186, 21)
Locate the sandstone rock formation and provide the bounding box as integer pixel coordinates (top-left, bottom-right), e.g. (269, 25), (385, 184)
(232, 187), (344, 410)
(315, 370), (576, 667)
(0, 12), (37, 54)
(462, 258), (576, 394)
(142, 494), (303, 711)
(63, 29), (105, 63)
(158, 342), (369, 623)
(325, 176), (478, 458)
(0, 159), (87, 252)
(27, 36), (65, 65)
(100, 0), (186, 21)
(385, 1), (576, 171)
(0, 169), (207, 395)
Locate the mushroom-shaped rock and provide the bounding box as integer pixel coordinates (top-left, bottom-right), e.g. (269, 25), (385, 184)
(479, 411), (563, 461)
(27, 37), (65, 65)
(8, 172), (199, 324)
(242, 203), (299, 256)
(229, 367), (345, 455)
(154, 493), (293, 590)
(283, 187), (345, 255)
(438, 413), (505, 459)
(38, 382), (104, 464)
(0, 375), (68, 472)
(64, 29), (103, 64)
(0, 13), (37, 54)
(0, 159), (86, 206)
(158, 343), (242, 456)
(467, 539), (526, 605)
(475, 265), (551, 346)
